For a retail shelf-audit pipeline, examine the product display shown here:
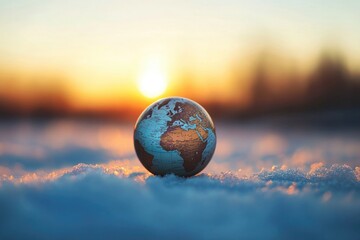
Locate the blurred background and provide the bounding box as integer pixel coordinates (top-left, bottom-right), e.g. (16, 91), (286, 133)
(1, 0), (360, 120)
(1, 0), (360, 177)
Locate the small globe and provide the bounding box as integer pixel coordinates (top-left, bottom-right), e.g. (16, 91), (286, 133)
(134, 97), (216, 177)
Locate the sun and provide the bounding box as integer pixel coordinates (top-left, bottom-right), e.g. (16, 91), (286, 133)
(137, 58), (168, 98)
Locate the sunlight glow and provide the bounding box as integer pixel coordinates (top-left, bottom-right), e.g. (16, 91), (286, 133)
(137, 57), (168, 98)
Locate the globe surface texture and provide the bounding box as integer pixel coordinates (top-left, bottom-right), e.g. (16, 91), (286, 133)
(134, 97), (216, 177)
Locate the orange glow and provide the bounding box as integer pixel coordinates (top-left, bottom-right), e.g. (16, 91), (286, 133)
(287, 183), (298, 195)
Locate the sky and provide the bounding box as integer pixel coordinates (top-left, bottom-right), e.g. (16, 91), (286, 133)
(1, 0), (360, 107)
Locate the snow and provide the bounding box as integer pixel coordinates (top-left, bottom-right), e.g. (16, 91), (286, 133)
(0, 119), (359, 239)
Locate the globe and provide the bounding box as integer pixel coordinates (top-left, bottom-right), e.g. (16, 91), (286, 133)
(134, 97), (216, 177)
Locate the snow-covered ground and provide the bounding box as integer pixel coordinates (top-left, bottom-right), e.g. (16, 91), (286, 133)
(0, 118), (359, 239)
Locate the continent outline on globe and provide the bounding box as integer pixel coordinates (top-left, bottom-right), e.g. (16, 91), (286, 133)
(134, 97), (216, 177)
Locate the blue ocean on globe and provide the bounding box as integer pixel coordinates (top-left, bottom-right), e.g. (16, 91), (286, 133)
(134, 97), (216, 177)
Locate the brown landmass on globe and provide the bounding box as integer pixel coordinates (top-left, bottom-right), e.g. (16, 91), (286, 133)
(167, 102), (212, 130)
(160, 126), (207, 172)
(160, 102), (213, 173)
